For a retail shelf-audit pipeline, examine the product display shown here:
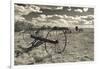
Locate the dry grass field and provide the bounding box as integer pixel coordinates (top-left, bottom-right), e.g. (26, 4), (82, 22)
(14, 28), (94, 65)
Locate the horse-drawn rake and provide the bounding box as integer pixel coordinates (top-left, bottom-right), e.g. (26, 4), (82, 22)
(17, 26), (72, 56)
(15, 24), (83, 57)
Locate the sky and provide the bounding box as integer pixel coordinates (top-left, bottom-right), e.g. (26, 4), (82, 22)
(14, 3), (94, 28)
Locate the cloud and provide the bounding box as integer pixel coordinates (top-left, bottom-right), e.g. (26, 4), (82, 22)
(15, 15), (25, 22)
(38, 6), (53, 10)
(56, 7), (63, 10)
(30, 13), (94, 28)
(40, 14), (47, 18)
(39, 5), (63, 10)
(80, 15), (94, 21)
(74, 9), (83, 13)
(83, 8), (88, 12)
(46, 15), (63, 20)
(15, 4), (42, 16)
(15, 5), (25, 15)
(29, 5), (42, 13)
(14, 4), (94, 28)
(67, 8), (72, 11)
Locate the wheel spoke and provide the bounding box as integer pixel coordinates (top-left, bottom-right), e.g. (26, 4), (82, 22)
(45, 30), (67, 55)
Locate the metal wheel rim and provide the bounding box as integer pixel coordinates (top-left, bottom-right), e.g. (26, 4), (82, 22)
(45, 30), (67, 56)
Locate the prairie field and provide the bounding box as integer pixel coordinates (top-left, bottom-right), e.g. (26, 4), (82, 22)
(14, 28), (94, 65)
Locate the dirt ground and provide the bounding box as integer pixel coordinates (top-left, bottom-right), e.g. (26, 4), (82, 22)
(14, 28), (94, 65)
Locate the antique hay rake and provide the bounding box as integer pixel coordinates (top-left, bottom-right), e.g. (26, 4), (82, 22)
(21, 26), (72, 56)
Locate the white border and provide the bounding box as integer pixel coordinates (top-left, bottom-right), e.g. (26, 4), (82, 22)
(12, 0), (95, 8)
(10, 0), (14, 68)
(11, 0), (95, 69)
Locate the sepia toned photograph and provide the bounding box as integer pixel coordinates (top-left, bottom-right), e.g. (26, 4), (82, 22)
(14, 3), (94, 65)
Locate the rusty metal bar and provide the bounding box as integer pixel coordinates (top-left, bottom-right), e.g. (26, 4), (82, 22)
(31, 35), (58, 44)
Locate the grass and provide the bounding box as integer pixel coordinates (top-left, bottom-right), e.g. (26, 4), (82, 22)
(14, 28), (94, 65)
